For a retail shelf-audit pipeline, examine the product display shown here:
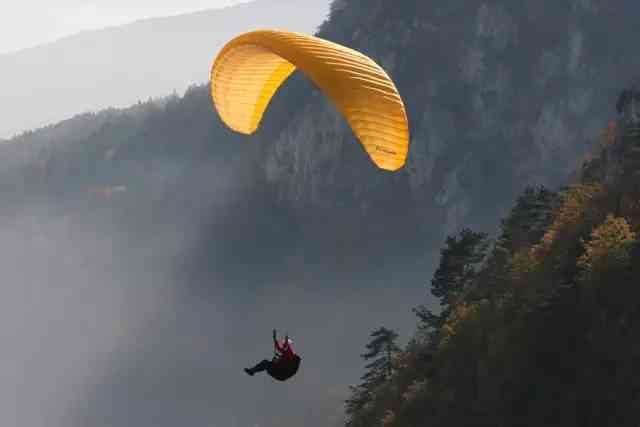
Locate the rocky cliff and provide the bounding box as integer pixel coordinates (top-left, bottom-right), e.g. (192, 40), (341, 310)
(251, 0), (640, 250)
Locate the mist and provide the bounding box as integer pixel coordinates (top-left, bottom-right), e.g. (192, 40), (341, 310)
(0, 140), (432, 426)
(0, 204), (174, 426)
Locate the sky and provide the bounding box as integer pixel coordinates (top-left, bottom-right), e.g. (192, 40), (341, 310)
(0, 0), (251, 54)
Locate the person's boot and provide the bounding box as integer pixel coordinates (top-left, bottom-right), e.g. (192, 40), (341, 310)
(244, 368), (254, 376)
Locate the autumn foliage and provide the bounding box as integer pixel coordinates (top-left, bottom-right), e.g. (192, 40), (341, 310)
(344, 91), (640, 427)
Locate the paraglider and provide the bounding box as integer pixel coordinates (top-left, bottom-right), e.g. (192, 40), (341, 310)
(210, 29), (409, 171)
(245, 329), (301, 382)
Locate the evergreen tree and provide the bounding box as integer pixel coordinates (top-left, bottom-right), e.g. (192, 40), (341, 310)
(344, 384), (371, 423)
(414, 228), (490, 335)
(478, 185), (558, 298)
(361, 327), (401, 385)
(496, 186), (558, 254)
(345, 327), (401, 427)
(431, 228), (489, 307)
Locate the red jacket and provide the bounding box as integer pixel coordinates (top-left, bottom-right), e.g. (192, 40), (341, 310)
(275, 340), (296, 360)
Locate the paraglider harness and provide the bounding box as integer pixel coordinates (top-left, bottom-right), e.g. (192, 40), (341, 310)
(268, 331), (301, 381)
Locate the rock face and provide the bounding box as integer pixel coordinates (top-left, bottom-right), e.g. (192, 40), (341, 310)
(5, 1), (639, 269)
(252, 0), (640, 250)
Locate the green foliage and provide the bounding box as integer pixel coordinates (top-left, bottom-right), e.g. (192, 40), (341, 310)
(497, 186), (559, 254)
(345, 327), (401, 427)
(361, 327), (401, 384)
(430, 228), (489, 308)
(412, 228), (490, 362)
(478, 185), (559, 299)
(345, 93), (640, 426)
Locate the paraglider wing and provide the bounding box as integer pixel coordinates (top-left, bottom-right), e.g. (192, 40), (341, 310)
(210, 30), (409, 171)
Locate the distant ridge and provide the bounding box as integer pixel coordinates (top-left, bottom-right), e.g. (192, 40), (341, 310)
(0, 0), (330, 138)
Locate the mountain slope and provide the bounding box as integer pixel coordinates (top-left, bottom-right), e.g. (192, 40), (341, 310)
(257, 0), (640, 240)
(1, 1), (640, 427)
(343, 82), (640, 427)
(0, 0), (330, 138)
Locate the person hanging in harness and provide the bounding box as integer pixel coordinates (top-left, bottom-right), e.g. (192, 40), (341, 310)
(244, 329), (301, 381)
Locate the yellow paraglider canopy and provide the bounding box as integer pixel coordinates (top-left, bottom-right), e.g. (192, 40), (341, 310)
(210, 30), (409, 171)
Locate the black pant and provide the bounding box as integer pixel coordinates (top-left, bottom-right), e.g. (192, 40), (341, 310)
(247, 359), (273, 374)
(248, 355), (301, 381)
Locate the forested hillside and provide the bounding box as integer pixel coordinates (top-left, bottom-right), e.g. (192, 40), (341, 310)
(344, 86), (640, 427)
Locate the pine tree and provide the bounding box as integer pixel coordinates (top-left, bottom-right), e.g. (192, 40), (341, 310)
(345, 327), (401, 427)
(478, 185), (558, 298)
(344, 384), (371, 423)
(496, 186), (558, 254)
(413, 228), (490, 349)
(431, 228), (489, 307)
(361, 327), (401, 385)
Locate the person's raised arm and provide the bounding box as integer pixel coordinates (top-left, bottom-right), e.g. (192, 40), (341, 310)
(273, 329), (283, 352)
